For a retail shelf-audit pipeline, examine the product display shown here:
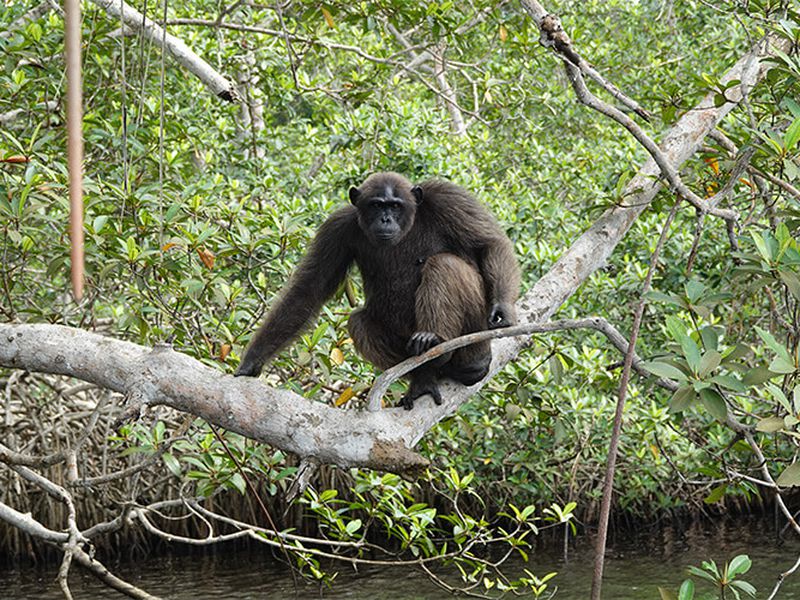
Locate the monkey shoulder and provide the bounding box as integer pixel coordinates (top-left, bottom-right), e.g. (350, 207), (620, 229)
(319, 205), (359, 237)
(418, 179), (500, 241)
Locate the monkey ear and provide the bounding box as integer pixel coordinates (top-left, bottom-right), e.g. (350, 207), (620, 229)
(348, 187), (361, 205)
(411, 186), (424, 204)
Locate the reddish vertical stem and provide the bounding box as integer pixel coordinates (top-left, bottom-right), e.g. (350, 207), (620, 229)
(589, 202), (678, 599)
(65, 0), (84, 300)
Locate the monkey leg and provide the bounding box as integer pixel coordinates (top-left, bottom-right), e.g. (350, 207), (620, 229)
(347, 308), (406, 371)
(415, 253), (493, 387)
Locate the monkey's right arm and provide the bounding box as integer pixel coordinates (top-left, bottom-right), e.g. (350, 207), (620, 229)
(235, 208), (356, 377)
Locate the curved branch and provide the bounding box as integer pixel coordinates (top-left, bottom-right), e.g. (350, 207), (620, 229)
(366, 317), (677, 411)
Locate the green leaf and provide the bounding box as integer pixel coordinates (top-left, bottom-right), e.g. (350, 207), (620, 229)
(658, 588), (678, 600)
(784, 116), (800, 152)
(776, 462), (800, 487)
(698, 350), (722, 378)
(756, 416), (786, 433)
(647, 291), (685, 307)
(345, 519), (362, 535)
(755, 326), (791, 361)
(665, 315), (690, 343)
(678, 579), (695, 600)
(162, 453), (182, 476)
(685, 280), (706, 303)
(93, 214), (109, 233)
(687, 566), (717, 583)
(699, 327), (719, 352)
(728, 580), (756, 597)
(643, 361), (688, 381)
(779, 270), (800, 301)
(767, 383), (793, 414)
(703, 484), (727, 504)
(769, 356), (796, 374)
(229, 472), (246, 494)
(680, 336), (701, 374)
(727, 555), (752, 578)
(742, 366), (778, 386)
(794, 384), (800, 414)
(319, 489), (338, 502)
(699, 388), (727, 421)
(669, 385), (696, 413)
(708, 374), (746, 392)
(751, 231), (772, 262)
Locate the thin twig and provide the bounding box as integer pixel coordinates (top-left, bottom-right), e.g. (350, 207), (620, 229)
(521, 2), (742, 225)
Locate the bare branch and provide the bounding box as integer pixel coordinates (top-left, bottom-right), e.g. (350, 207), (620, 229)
(523, 3), (744, 224)
(366, 316), (676, 410)
(72, 548), (162, 600)
(591, 202), (679, 600)
(0, 500), (67, 543)
(89, 0), (239, 101)
(519, 2), (651, 121)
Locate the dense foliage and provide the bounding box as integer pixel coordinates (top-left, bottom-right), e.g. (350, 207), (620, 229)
(1, 0), (800, 594)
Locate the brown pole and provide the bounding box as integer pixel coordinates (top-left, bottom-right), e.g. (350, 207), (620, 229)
(65, 0), (84, 300)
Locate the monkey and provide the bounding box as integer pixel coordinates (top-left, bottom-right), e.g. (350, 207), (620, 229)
(235, 172), (521, 410)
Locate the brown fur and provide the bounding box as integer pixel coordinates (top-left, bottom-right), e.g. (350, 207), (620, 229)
(235, 172), (521, 409)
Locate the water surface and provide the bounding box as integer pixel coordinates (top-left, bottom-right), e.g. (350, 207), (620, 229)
(3, 519), (800, 598)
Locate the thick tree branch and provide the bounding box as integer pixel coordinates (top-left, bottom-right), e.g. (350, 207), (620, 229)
(0, 324), (429, 472)
(89, 0), (239, 101)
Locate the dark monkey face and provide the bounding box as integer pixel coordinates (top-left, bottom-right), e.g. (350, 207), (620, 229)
(349, 173), (423, 246)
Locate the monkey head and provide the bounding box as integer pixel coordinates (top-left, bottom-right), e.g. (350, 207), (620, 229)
(349, 172), (423, 246)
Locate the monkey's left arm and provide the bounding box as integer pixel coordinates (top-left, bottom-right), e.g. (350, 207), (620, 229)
(479, 230), (521, 329)
(448, 198), (521, 329)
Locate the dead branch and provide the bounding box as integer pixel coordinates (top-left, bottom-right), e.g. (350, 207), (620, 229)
(89, 0), (239, 101)
(522, 2), (747, 224)
(519, 1), (651, 121)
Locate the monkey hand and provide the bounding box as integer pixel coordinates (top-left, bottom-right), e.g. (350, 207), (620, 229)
(488, 302), (516, 329)
(234, 356), (263, 378)
(407, 331), (443, 356)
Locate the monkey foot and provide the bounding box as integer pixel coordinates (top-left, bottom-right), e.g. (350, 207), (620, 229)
(234, 359), (262, 377)
(400, 380), (442, 410)
(407, 331), (443, 356)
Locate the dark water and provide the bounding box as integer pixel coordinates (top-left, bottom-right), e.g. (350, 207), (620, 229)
(3, 519), (800, 598)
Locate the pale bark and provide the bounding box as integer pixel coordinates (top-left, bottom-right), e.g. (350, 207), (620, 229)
(0, 324), (428, 471)
(89, 0), (238, 101)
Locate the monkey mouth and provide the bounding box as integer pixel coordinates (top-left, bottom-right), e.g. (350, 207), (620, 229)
(374, 231), (400, 243)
